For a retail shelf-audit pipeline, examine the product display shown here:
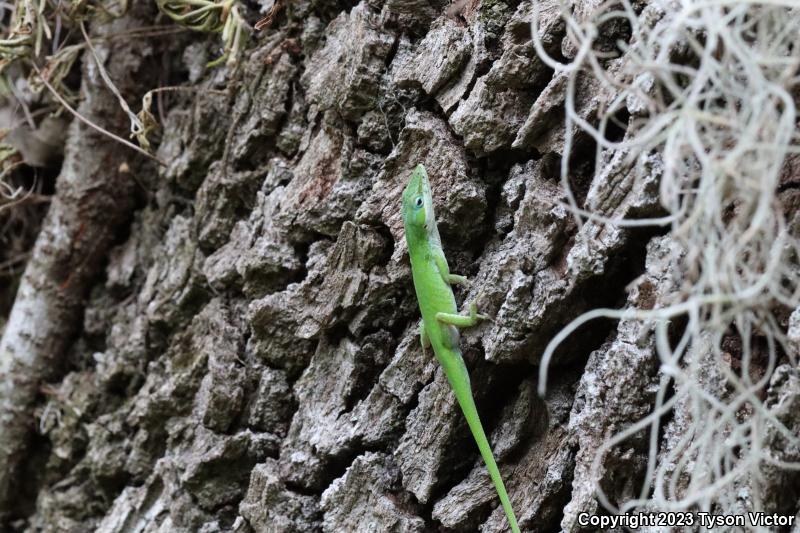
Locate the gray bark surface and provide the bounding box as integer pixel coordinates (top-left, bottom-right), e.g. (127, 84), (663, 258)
(0, 0), (798, 532)
(0, 2), (163, 521)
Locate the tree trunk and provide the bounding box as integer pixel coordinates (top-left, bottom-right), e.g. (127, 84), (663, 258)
(1, 0), (798, 531)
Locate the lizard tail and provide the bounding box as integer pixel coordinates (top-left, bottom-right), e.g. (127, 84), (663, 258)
(444, 356), (521, 533)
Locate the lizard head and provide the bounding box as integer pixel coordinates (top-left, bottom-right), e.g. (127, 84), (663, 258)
(401, 164), (435, 236)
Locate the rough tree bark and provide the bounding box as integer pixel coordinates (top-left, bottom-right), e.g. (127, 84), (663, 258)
(0, 0), (798, 532)
(0, 2), (164, 522)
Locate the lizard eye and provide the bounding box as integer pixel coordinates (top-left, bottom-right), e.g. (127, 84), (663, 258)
(414, 196), (424, 208)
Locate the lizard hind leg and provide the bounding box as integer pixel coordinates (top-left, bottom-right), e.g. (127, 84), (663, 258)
(435, 306), (487, 328)
(467, 299), (490, 323)
(419, 320), (431, 354)
(436, 293), (490, 329)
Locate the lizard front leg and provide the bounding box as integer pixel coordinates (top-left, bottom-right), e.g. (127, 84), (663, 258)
(433, 251), (467, 286)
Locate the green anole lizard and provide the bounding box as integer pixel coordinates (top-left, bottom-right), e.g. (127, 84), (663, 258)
(401, 164), (521, 533)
